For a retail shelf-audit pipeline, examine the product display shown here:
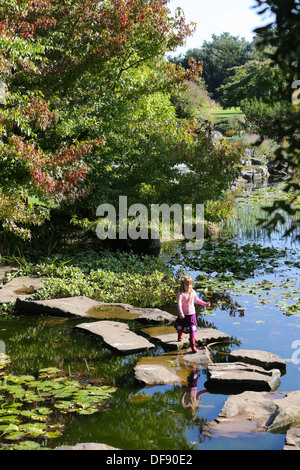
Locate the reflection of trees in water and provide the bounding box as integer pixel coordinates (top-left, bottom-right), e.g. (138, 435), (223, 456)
(60, 384), (209, 450)
(200, 291), (246, 318)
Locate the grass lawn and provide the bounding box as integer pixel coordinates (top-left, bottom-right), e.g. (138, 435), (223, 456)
(211, 107), (244, 119)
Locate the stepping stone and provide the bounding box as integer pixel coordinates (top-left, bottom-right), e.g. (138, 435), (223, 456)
(0, 276), (45, 305)
(134, 345), (213, 386)
(182, 347), (213, 366)
(134, 352), (200, 386)
(205, 362), (281, 392)
(15, 296), (174, 323)
(134, 363), (182, 386)
(284, 426), (300, 450)
(141, 326), (230, 351)
(74, 320), (155, 355)
(16, 296), (105, 317)
(55, 443), (119, 450)
(205, 390), (300, 434)
(228, 349), (286, 371)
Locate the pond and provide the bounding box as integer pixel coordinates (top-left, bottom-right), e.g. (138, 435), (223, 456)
(0, 182), (299, 451)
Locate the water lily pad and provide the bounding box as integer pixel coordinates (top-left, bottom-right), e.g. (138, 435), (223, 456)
(46, 430), (62, 438)
(0, 367), (116, 449)
(11, 440), (42, 450)
(38, 367), (62, 378)
(4, 432), (26, 441)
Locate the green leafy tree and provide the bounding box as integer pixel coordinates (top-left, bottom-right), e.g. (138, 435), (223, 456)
(218, 59), (283, 108)
(174, 32), (253, 100)
(252, 0), (300, 237)
(0, 0), (242, 246)
(0, 0), (197, 239)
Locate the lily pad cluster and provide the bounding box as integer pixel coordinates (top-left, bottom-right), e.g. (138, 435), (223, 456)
(0, 365), (116, 450)
(184, 241), (287, 279)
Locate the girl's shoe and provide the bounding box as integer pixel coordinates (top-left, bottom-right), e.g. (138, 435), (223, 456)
(177, 331), (183, 342)
(189, 337), (198, 353)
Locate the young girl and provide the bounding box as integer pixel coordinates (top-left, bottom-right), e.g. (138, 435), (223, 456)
(175, 275), (210, 353)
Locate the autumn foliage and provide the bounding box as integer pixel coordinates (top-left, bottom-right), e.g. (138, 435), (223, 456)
(0, 0), (200, 239)
(0, 0), (238, 243)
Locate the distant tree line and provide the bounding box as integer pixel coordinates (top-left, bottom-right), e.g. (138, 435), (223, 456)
(171, 29), (298, 139)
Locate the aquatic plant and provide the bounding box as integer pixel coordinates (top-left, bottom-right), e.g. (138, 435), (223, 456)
(183, 240), (287, 279)
(0, 364), (116, 450)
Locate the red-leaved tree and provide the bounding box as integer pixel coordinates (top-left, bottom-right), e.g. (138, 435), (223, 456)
(0, 0), (200, 240)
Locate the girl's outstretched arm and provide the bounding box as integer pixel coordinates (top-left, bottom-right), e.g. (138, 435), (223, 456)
(194, 291), (210, 307)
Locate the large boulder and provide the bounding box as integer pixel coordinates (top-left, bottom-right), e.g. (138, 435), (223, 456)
(284, 426), (300, 450)
(205, 390), (300, 434)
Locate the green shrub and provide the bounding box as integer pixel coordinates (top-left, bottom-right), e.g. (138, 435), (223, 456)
(224, 129), (237, 137)
(214, 115), (245, 135)
(11, 249), (177, 308)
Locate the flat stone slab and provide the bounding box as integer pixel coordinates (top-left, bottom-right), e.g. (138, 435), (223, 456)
(228, 349), (286, 371)
(55, 442), (119, 450)
(15, 296), (174, 323)
(284, 426), (300, 450)
(74, 320), (155, 355)
(205, 390), (300, 434)
(134, 364), (182, 386)
(134, 348), (212, 386)
(16, 295), (100, 316)
(205, 362), (281, 392)
(141, 326), (230, 351)
(182, 347), (213, 366)
(0, 276), (45, 304)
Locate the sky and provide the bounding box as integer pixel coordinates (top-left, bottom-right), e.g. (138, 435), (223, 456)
(168, 0), (274, 55)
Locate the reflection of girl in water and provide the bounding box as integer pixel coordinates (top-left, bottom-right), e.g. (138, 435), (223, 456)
(181, 368), (207, 419)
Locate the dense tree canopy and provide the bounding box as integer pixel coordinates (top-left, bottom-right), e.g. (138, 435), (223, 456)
(252, 0), (300, 235)
(0, 0), (242, 242)
(174, 32), (253, 100)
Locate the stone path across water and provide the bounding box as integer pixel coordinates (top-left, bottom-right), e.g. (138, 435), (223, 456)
(228, 349), (286, 372)
(1, 270), (297, 450)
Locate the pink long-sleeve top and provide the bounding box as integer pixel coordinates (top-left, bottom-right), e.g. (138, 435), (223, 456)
(178, 290), (207, 316)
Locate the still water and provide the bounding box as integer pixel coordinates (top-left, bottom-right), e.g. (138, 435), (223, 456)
(1, 183), (299, 450)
